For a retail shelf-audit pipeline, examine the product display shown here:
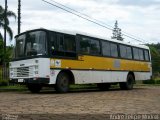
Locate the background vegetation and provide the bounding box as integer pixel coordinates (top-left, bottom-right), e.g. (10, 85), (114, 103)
(148, 43), (160, 76)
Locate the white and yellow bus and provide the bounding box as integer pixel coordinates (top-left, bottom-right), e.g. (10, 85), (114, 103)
(9, 28), (152, 93)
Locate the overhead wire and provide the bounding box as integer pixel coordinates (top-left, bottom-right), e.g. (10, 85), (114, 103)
(50, 0), (149, 43)
(42, 0), (113, 30)
(42, 0), (149, 44)
(49, 0), (114, 29)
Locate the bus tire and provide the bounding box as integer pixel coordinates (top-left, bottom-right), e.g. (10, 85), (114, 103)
(119, 74), (134, 90)
(97, 83), (111, 91)
(27, 84), (42, 93)
(55, 72), (69, 93)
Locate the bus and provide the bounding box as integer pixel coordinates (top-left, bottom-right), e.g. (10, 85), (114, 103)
(9, 28), (152, 93)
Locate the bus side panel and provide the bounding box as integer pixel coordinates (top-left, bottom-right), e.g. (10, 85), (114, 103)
(71, 70), (92, 84)
(111, 71), (127, 82)
(134, 72), (151, 80)
(49, 69), (61, 84)
(72, 70), (127, 84)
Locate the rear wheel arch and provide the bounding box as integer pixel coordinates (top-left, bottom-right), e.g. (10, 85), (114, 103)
(128, 71), (135, 83)
(120, 72), (135, 90)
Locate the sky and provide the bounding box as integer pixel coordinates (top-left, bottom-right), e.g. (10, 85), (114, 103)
(0, 0), (160, 45)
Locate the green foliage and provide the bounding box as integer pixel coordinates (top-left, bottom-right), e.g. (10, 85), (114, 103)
(156, 80), (160, 84)
(0, 5), (16, 40)
(0, 79), (8, 86)
(111, 20), (124, 41)
(0, 67), (8, 86)
(0, 4), (15, 65)
(148, 44), (160, 75)
(143, 79), (160, 84)
(0, 40), (3, 65)
(143, 80), (155, 84)
(0, 40), (14, 65)
(0, 85), (27, 92)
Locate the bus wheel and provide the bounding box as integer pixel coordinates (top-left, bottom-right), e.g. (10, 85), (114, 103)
(55, 72), (69, 93)
(119, 74), (134, 90)
(97, 83), (111, 91)
(27, 84), (42, 93)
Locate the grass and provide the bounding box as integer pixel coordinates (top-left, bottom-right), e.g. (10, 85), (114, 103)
(0, 85), (27, 92)
(0, 75), (160, 92)
(70, 84), (97, 89)
(143, 79), (160, 84)
(0, 83), (159, 93)
(154, 77), (160, 80)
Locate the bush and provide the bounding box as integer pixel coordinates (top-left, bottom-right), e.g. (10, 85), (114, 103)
(143, 80), (156, 84)
(155, 80), (160, 84)
(143, 79), (160, 84)
(0, 79), (9, 86)
(0, 66), (10, 86)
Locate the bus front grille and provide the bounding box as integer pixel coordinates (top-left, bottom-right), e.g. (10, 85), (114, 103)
(12, 66), (34, 78)
(17, 67), (29, 77)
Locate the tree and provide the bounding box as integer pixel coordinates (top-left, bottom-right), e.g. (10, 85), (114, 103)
(0, 4), (16, 66)
(0, 4), (16, 40)
(0, 40), (4, 65)
(145, 43), (160, 76)
(0, 40), (13, 65)
(111, 20), (124, 41)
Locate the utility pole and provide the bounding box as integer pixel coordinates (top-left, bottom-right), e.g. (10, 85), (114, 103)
(18, 0), (21, 34)
(4, 0), (7, 52)
(3, 0), (7, 81)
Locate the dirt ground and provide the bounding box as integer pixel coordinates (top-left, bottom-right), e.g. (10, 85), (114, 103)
(0, 85), (160, 120)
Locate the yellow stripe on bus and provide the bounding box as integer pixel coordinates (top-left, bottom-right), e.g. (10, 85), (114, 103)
(50, 55), (150, 72)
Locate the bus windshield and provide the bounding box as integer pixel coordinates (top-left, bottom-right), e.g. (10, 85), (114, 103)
(15, 31), (47, 58)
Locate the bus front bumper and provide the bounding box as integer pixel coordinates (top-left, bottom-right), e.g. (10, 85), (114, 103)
(10, 78), (50, 84)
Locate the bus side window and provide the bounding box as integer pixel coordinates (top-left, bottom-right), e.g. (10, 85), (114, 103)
(126, 46), (132, 59)
(133, 48), (139, 60)
(90, 38), (100, 55)
(144, 50), (150, 61)
(120, 45), (127, 58)
(58, 35), (64, 51)
(120, 45), (132, 59)
(102, 41), (111, 56)
(80, 37), (90, 54)
(111, 43), (118, 57)
(50, 34), (54, 48)
(64, 35), (76, 52)
(64, 34), (76, 57)
(139, 49), (144, 60)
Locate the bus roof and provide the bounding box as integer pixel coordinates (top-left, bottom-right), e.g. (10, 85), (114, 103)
(20, 28), (149, 50)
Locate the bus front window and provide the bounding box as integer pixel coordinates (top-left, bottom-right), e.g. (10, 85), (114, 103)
(15, 31), (47, 58)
